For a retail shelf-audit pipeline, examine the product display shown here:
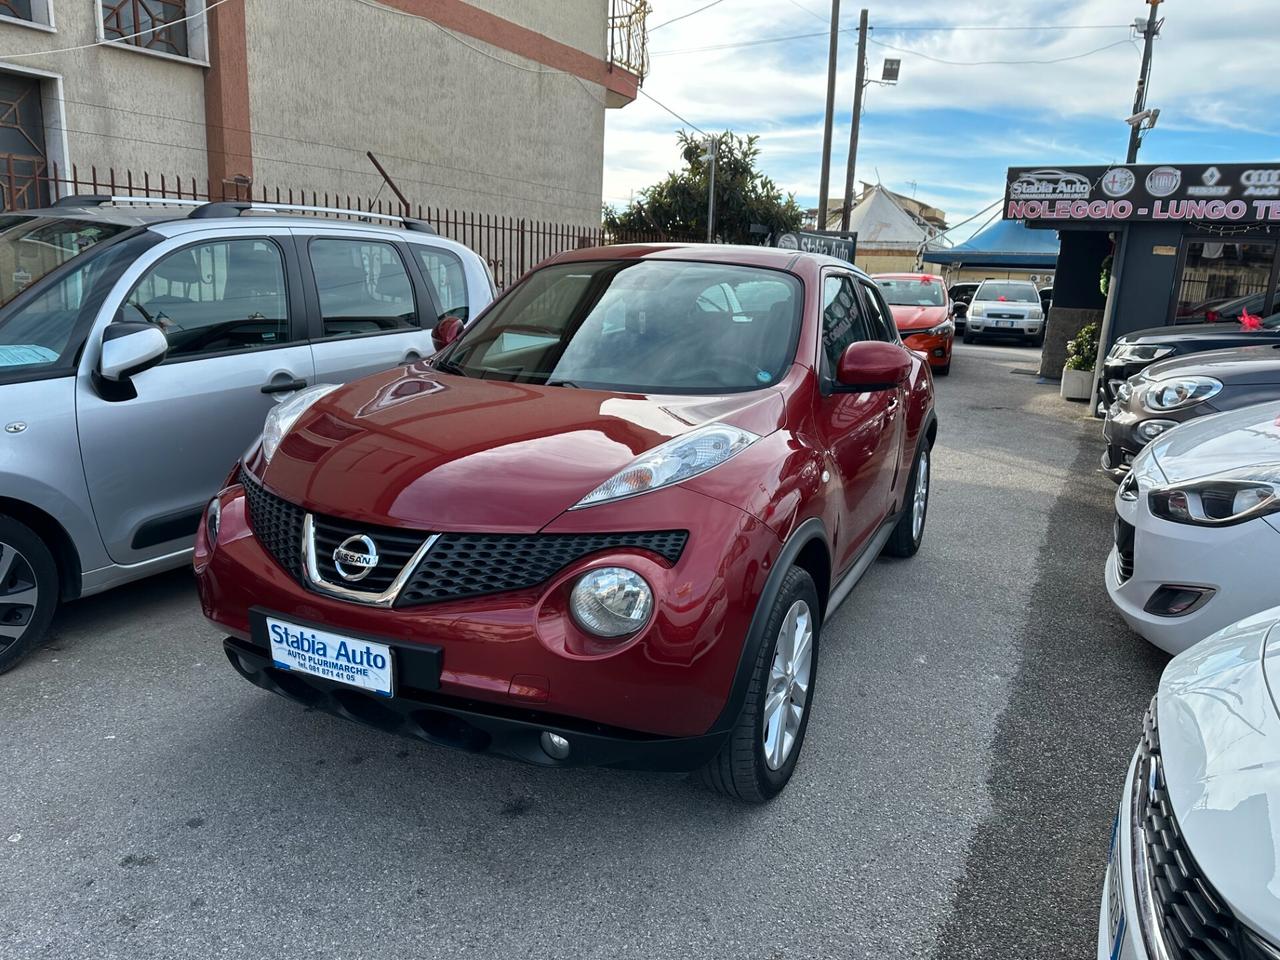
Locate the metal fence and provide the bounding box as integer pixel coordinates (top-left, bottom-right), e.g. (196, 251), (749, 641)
(28, 164), (696, 290)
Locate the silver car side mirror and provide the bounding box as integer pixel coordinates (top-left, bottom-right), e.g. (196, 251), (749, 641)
(99, 322), (168, 381)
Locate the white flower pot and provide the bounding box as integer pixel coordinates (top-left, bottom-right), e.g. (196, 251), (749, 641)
(1060, 367), (1093, 401)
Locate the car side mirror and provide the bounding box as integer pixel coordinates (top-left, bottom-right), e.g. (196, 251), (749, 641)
(952, 302), (968, 318)
(432, 315), (465, 351)
(99, 321), (168, 381)
(836, 341), (912, 391)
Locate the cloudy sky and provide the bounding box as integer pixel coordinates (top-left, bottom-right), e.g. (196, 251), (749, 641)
(604, 0), (1280, 240)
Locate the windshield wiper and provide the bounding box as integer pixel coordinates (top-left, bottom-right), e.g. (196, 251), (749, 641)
(433, 357), (468, 377)
(544, 378), (581, 388)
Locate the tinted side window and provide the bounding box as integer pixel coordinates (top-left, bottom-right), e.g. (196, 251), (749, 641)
(412, 246), (469, 325)
(127, 239), (291, 359)
(858, 280), (898, 342)
(311, 239), (417, 338)
(821, 275), (872, 370)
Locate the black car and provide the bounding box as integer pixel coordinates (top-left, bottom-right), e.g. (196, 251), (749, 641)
(1101, 344), (1280, 480)
(948, 282), (980, 331)
(1098, 316), (1280, 410)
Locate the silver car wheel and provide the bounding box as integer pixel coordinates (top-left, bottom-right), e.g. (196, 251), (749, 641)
(912, 448), (930, 543)
(0, 541), (39, 650)
(762, 599), (814, 770)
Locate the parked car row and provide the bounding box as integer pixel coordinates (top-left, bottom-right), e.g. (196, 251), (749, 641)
(1095, 315), (1280, 959)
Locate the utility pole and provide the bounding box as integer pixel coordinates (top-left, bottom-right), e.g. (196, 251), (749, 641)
(816, 0), (841, 229)
(705, 135), (718, 243)
(839, 8), (868, 232)
(1126, 0), (1162, 164)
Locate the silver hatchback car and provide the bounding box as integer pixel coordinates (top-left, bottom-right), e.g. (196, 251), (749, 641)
(0, 197), (493, 672)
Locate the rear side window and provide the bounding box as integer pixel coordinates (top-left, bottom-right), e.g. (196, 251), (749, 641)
(311, 239), (417, 338)
(820, 275), (872, 371)
(126, 239), (291, 359)
(412, 246), (468, 324)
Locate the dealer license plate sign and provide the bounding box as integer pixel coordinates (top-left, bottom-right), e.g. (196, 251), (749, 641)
(266, 616), (394, 697)
(1106, 815), (1126, 959)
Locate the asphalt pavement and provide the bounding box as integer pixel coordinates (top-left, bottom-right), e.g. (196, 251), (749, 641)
(0, 343), (1167, 960)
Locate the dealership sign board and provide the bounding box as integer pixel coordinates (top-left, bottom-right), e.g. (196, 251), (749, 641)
(775, 230), (857, 262)
(1004, 164), (1280, 224)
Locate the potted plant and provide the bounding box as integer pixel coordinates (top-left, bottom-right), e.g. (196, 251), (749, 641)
(1061, 322), (1098, 401)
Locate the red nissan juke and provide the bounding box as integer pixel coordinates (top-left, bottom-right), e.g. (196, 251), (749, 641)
(194, 244), (936, 802)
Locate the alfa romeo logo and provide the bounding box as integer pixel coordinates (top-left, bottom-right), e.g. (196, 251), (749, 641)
(1101, 168), (1135, 198)
(333, 535), (380, 582)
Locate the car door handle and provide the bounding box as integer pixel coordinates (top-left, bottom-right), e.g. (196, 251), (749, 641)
(261, 377), (308, 395)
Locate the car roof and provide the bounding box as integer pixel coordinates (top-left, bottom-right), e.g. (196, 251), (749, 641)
(871, 272), (943, 281)
(543, 242), (869, 277)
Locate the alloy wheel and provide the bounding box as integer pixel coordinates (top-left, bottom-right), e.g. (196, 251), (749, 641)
(762, 599), (814, 770)
(0, 541), (39, 652)
(912, 448), (930, 543)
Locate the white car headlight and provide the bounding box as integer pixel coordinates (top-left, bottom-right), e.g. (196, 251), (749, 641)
(260, 384), (341, 462)
(1029, 307), (1044, 320)
(1149, 464), (1280, 527)
(1111, 342), (1175, 363)
(572, 422), (759, 509)
(969, 305), (985, 318)
(570, 567), (653, 637)
(1143, 376), (1222, 412)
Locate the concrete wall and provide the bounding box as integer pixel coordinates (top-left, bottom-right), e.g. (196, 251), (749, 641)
(243, 0), (609, 225)
(0, 4), (208, 191)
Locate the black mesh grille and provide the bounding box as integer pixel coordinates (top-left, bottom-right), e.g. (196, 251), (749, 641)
(1137, 700), (1274, 960)
(1115, 515), (1136, 583)
(240, 470), (305, 581)
(311, 516), (428, 594)
(396, 531), (688, 607)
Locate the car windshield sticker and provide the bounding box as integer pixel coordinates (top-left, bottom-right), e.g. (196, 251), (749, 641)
(0, 345), (58, 367)
(757, 370), (772, 383)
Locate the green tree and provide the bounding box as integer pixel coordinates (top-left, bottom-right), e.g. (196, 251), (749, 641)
(604, 131), (803, 244)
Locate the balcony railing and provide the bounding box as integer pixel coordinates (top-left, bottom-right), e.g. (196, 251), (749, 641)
(608, 0), (649, 83)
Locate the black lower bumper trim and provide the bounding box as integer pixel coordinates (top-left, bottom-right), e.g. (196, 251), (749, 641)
(223, 637), (726, 772)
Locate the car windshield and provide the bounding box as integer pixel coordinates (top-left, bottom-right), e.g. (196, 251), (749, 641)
(876, 278), (944, 306)
(975, 282), (1038, 303)
(437, 259), (803, 394)
(0, 220), (139, 374)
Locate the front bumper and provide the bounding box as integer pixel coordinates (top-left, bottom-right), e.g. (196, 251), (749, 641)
(223, 634), (726, 770)
(966, 318), (1042, 338)
(902, 330), (953, 366)
(1098, 753), (1144, 960)
(1106, 479), (1280, 655)
(196, 480), (779, 748)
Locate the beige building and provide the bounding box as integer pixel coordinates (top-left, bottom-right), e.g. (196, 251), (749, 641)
(804, 183), (946, 275)
(0, 0), (645, 225)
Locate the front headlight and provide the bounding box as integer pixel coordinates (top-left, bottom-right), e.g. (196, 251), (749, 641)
(1149, 464), (1280, 526)
(570, 567), (653, 637)
(1112, 343), (1175, 363)
(921, 320), (954, 336)
(969, 305), (985, 318)
(1029, 307), (1044, 320)
(260, 384), (341, 462)
(572, 422), (759, 509)
(1143, 375), (1222, 412)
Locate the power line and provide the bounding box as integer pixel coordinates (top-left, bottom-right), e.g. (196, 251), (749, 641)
(648, 0), (729, 32)
(868, 35), (1137, 67)
(0, 0), (239, 59)
(638, 88), (708, 136)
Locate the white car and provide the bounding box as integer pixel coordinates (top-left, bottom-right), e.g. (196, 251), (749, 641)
(1098, 607), (1280, 960)
(960, 280), (1045, 345)
(1107, 400), (1280, 655)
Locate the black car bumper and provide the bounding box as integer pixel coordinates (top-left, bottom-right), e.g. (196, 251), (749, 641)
(223, 636), (727, 772)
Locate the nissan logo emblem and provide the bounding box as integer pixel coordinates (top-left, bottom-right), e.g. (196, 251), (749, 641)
(333, 535), (380, 582)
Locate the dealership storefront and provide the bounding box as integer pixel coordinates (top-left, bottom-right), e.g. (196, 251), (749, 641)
(1006, 163), (1280, 357)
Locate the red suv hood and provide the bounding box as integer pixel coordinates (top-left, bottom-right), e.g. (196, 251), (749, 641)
(258, 364), (787, 533)
(889, 304), (947, 331)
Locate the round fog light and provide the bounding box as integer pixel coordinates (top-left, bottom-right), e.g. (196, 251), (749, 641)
(570, 567), (653, 637)
(540, 731), (571, 760)
(1137, 419), (1177, 443)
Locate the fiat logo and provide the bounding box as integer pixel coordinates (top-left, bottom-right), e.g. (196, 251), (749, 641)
(332, 535), (379, 582)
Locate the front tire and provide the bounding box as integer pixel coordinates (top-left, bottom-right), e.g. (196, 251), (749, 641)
(0, 516), (59, 675)
(884, 441), (931, 558)
(936, 359), (951, 376)
(962, 328), (975, 344)
(700, 567), (820, 803)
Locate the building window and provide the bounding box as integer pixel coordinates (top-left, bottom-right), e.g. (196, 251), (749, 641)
(101, 0), (194, 58)
(0, 0), (53, 28)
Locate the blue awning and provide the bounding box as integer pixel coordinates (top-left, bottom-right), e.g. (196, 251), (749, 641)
(923, 219), (1059, 268)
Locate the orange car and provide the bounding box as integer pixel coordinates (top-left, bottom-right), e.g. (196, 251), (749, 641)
(873, 273), (954, 376)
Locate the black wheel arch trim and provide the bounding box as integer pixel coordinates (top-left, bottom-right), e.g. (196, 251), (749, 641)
(708, 516), (829, 734)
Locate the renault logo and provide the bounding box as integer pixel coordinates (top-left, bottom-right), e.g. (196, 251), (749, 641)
(333, 535), (379, 582)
